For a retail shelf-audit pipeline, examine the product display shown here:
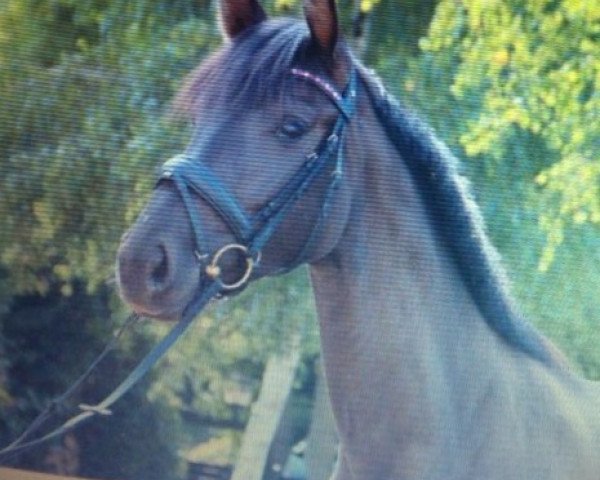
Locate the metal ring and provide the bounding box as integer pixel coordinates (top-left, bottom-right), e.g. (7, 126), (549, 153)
(205, 244), (256, 291)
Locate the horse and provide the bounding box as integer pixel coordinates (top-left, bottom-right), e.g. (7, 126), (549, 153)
(116, 0), (600, 478)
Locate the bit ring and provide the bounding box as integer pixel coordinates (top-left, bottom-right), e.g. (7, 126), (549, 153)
(205, 244), (256, 291)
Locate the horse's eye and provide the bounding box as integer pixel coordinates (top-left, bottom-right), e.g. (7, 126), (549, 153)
(277, 118), (308, 140)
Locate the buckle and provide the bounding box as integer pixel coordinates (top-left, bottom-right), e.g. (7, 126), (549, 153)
(79, 404), (112, 416)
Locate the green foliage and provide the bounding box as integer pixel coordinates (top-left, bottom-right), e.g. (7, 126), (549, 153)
(420, 0), (600, 271)
(373, 0), (600, 378)
(0, 0), (218, 297)
(0, 286), (181, 479)
(148, 269), (317, 423)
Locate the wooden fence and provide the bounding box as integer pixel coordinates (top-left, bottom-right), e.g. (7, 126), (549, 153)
(2, 349), (338, 480)
(0, 467), (98, 480)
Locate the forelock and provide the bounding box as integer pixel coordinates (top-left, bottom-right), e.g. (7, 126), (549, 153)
(173, 19), (313, 118)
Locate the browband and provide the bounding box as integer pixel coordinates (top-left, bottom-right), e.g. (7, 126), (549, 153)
(291, 68), (355, 119)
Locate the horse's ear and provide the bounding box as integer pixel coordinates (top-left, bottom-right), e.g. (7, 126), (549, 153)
(219, 0), (267, 39)
(303, 0), (338, 55)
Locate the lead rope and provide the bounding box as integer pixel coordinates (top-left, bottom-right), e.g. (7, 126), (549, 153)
(0, 281), (221, 463)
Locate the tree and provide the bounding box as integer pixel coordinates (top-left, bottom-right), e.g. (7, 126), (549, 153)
(0, 0), (219, 297)
(0, 285), (182, 479)
(419, 0), (600, 271)
(390, 0), (600, 378)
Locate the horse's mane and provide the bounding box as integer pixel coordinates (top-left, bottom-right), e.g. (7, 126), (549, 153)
(358, 66), (559, 365)
(175, 17), (559, 365)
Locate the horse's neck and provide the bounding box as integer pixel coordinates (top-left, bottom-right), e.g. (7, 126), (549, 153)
(308, 90), (600, 479)
(308, 99), (536, 474)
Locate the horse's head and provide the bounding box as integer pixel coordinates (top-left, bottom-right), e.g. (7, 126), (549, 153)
(117, 0), (358, 319)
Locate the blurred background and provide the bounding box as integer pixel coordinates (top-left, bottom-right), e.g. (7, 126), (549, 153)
(0, 0), (598, 479)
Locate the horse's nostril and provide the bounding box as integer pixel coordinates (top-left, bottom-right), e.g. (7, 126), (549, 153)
(149, 245), (170, 290)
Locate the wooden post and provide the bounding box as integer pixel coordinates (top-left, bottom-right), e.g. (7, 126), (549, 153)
(304, 359), (338, 480)
(231, 338), (300, 480)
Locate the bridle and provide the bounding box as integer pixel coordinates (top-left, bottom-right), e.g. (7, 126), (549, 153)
(0, 66), (358, 461)
(158, 67), (358, 297)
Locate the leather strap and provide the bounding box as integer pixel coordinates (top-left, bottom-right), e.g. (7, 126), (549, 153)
(0, 281), (221, 462)
(159, 68), (358, 277)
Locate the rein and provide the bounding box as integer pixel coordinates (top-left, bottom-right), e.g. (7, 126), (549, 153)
(0, 282), (220, 462)
(0, 67), (358, 462)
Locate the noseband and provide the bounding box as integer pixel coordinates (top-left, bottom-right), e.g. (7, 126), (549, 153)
(159, 68), (358, 298)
